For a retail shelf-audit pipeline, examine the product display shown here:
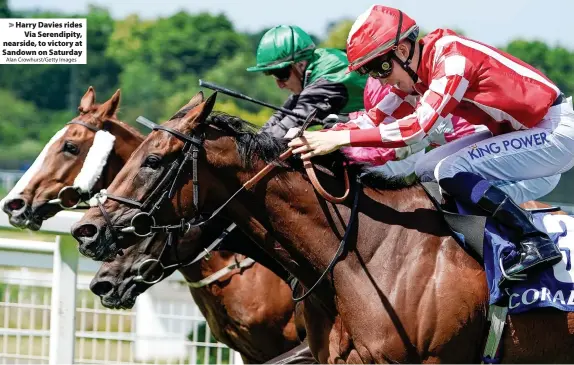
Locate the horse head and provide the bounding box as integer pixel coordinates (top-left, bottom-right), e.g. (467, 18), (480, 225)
(71, 91), (216, 261)
(1, 86), (143, 230)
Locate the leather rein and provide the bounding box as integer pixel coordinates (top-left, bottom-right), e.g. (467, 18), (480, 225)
(94, 110), (360, 301)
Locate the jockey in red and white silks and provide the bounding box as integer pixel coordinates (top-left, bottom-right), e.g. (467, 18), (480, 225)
(288, 5), (574, 286)
(344, 76), (489, 178)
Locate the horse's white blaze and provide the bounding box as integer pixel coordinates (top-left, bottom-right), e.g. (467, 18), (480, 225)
(0, 127), (68, 208)
(73, 130), (115, 193)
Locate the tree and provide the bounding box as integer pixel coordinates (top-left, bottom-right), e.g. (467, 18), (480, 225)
(201, 52), (288, 113)
(0, 7), (121, 111)
(320, 19), (353, 50)
(108, 12), (249, 82)
(0, 0), (10, 18)
(504, 40), (574, 97)
(75, 6), (122, 104)
(117, 61), (174, 124)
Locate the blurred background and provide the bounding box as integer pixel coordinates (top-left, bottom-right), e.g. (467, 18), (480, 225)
(0, 0), (573, 201)
(0, 1), (572, 363)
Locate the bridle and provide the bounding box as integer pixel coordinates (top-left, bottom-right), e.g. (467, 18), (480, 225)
(48, 120), (110, 210)
(45, 117), (249, 286)
(90, 113), (296, 283)
(91, 115), (232, 284)
(94, 110), (361, 301)
(91, 116), (205, 242)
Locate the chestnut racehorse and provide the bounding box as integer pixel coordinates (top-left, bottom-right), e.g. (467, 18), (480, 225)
(72, 92), (574, 363)
(2, 87), (309, 364)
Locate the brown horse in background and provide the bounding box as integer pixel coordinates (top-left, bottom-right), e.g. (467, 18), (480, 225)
(72, 92), (574, 363)
(1, 87), (142, 230)
(2, 87), (309, 364)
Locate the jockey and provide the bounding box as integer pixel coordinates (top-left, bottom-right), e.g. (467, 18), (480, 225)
(247, 25), (368, 138)
(288, 5), (574, 285)
(345, 76), (489, 178)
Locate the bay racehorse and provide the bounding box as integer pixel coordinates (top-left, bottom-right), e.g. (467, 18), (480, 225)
(2, 87), (310, 364)
(72, 92), (574, 363)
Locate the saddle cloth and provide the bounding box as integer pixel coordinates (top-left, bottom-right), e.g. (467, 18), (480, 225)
(421, 181), (574, 314)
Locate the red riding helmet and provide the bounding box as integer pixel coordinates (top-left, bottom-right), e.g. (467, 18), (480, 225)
(347, 5), (419, 74)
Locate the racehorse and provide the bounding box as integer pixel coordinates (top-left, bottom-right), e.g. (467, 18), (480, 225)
(72, 91), (574, 363)
(2, 87), (309, 364)
(1, 87), (141, 230)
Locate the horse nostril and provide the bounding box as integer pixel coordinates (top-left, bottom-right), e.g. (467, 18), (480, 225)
(90, 280), (114, 297)
(74, 224), (98, 239)
(5, 198), (25, 213)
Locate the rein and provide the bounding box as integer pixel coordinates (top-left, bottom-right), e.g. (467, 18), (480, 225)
(95, 110), (360, 301)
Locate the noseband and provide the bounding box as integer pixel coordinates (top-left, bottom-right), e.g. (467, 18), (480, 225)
(91, 116), (220, 278)
(95, 113), (361, 301)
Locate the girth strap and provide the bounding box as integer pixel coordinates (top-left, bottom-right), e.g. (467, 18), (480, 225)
(420, 181), (486, 258)
(481, 304), (508, 364)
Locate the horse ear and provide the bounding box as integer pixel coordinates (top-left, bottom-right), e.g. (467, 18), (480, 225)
(197, 92), (217, 122)
(78, 86), (96, 113)
(187, 91), (205, 108)
(180, 92), (217, 131)
(95, 89), (121, 121)
(168, 91), (205, 120)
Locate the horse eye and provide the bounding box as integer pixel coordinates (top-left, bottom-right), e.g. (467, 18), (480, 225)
(63, 141), (79, 155)
(143, 155), (162, 169)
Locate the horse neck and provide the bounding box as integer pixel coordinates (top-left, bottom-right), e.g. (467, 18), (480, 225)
(213, 157), (444, 293)
(169, 219), (247, 284)
(178, 251), (240, 284)
(176, 218), (291, 285)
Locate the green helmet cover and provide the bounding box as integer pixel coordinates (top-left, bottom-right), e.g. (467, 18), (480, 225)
(246, 25), (316, 72)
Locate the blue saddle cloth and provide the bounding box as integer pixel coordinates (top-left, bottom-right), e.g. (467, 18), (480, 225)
(483, 212), (574, 314)
(419, 181), (574, 315)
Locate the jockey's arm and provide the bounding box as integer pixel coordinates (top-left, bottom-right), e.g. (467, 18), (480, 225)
(348, 53), (474, 149)
(260, 79), (348, 139)
(333, 85), (429, 164)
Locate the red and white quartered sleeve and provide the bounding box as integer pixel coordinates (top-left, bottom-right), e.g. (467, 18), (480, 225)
(349, 52), (475, 148)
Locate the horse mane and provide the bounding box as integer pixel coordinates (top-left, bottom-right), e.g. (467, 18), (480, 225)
(203, 111), (414, 191)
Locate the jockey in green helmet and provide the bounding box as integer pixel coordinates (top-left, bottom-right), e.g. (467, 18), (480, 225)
(247, 25), (368, 138)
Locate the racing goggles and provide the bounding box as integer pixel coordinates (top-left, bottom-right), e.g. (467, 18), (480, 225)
(264, 66), (292, 82)
(356, 54), (394, 79)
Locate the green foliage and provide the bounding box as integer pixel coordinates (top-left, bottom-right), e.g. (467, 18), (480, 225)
(0, 6), (121, 111)
(0, 0), (10, 18)
(503, 40), (574, 97)
(0, 4), (573, 172)
(108, 11), (249, 81)
(320, 19), (353, 50)
(201, 52), (288, 113)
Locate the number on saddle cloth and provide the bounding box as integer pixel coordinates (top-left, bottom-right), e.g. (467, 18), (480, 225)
(420, 182), (574, 313)
(489, 213), (574, 315)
